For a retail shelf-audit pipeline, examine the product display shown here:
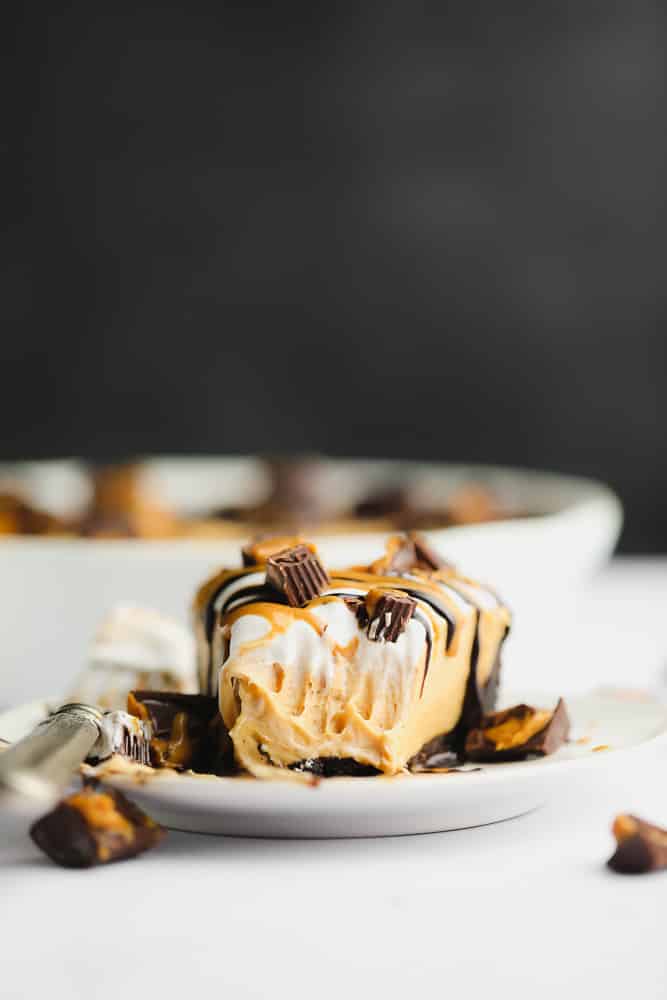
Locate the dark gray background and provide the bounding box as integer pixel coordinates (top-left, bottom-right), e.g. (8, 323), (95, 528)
(3, 2), (666, 550)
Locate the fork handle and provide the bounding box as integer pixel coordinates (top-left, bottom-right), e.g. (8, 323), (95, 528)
(0, 704), (104, 803)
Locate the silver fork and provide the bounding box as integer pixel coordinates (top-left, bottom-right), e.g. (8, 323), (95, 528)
(0, 702), (151, 805)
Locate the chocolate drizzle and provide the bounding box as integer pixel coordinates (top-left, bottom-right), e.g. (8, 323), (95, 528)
(451, 612), (503, 751)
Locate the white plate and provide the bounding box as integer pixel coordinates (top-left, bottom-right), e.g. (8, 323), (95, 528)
(1, 689), (664, 838)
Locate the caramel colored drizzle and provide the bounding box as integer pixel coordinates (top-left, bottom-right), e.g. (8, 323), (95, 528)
(226, 601), (329, 639)
(151, 712), (195, 769)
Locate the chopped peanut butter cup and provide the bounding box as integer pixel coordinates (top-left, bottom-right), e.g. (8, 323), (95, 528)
(608, 814), (667, 874)
(464, 698), (569, 761)
(30, 780), (165, 868)
(371, 532), (450, 575)
(365, 588), (417, 642)
(128, 690), (221, 771)
(265, 544), (329, 606)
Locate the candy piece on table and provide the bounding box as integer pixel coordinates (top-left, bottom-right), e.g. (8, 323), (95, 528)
(607, 815), (667, 874)
(30, 780), (165, 868)
(69, 604), (197, 711)
(464, 698), (570, 762)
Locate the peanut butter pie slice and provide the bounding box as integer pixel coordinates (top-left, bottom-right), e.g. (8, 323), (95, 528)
(193, 534), (511, 778)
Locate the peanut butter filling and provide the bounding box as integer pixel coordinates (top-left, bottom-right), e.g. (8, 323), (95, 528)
(482, 710), (552, 751)
(67, 792), (134, 841)
(613, 814), (667, 848)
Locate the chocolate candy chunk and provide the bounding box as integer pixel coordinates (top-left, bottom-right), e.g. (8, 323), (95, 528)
(343, 595), (369, 629)
(242, 535), (312, 567)
(30, 780), (165, 868)
(408, 532), (449, 571)
(371, 533), (450, 575)
(265, 544), (329, 606)
(464, 698), (570, 762)
(365, 588), (416, 642)
(128, 691), (219, 771)
(608, 814), (667, 874)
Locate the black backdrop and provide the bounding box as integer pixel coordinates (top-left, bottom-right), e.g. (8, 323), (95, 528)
(3, 2), (666, 550)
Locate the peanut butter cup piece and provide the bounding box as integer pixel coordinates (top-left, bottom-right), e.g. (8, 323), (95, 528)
(265, 544), (329, 606)
(365, 588), (417, 642)
(30, 780), (165, 868)
(128, 691), (219, 771)
(608, 814), (667, 874)
(371, 533), (450, 575)
(464, 698), (570, 762)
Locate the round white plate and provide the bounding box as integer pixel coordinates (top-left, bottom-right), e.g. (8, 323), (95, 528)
(1, 690), (664, 838)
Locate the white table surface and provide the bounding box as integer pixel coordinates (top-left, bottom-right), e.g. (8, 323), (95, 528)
(2, 558), (667, 999)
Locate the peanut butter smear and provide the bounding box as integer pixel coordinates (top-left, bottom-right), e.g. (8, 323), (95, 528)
(482, 710), (552, 751)
(193, 542), (511, 779)
(67, 791), (134, 841)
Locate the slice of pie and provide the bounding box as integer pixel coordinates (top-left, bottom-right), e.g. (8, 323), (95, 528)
(193, 534), (511, 778)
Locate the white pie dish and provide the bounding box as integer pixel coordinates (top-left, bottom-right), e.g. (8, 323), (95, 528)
(0, 689), (663, 837)
(0, 457), (622, 704)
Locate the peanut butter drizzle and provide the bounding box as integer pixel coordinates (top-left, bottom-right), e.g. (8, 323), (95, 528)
(127, 691), (150, 722)
(67, 791), (134, 841)
(244, 536), (314, 563)
(226, 601), (328, 637)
